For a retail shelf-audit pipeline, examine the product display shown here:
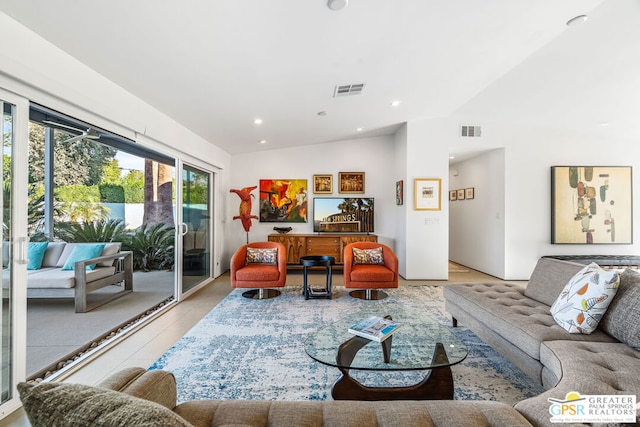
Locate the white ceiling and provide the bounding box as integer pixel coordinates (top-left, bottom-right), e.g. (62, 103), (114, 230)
(2, 0), (639, 157)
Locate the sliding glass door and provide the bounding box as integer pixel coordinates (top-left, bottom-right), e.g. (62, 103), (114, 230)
(181, 164), (212, 293)
(0, 91), (29, 416)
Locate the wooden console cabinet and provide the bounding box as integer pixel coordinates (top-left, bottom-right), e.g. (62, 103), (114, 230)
(268, 233), (377, 264)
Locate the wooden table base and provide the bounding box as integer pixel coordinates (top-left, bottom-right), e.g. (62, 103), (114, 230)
(331, 337), (453, 401)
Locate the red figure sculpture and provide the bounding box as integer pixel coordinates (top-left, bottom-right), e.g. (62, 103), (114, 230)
(230, 186), (258, 233)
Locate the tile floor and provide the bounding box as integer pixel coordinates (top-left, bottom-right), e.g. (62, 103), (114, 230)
(4, 276), (233, 426)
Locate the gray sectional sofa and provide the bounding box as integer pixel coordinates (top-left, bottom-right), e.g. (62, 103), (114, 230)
(444, 257), (640, 426)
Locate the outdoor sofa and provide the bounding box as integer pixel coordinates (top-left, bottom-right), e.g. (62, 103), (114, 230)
(3, 241), (133, 313)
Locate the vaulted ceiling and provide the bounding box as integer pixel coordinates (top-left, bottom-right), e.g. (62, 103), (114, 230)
(2, 0), (638, 156)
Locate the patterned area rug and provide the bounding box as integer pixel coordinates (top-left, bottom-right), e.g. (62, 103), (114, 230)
(150, 285), (544, 404)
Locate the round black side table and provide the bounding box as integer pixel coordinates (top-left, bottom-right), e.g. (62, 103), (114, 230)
(300, 255), (335, 300)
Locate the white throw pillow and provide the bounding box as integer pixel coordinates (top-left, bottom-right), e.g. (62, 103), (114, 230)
(550, 262), (620, 334)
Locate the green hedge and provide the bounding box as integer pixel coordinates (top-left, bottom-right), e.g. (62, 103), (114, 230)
(55, 185), (100, 202)
(54, 183), (144, 203)
(99, 184), (125, 203)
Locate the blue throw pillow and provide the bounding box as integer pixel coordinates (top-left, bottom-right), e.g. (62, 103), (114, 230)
(27, 242), (49, 270)
(61, 244), (106, 271)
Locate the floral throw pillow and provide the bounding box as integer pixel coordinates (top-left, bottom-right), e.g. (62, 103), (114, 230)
(245, 247), (278, 265)
(550, 262), (620, 334)
(352, 247), (385, 265)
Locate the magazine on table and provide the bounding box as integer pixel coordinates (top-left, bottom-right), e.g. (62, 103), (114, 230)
(347, 316), (402, 342)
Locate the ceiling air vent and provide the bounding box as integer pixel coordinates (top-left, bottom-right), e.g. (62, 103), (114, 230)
(334, 83), (365, 97)
(460, 125), (481, 137)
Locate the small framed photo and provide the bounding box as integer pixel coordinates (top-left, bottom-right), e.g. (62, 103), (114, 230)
(396, 180), (404, 205)
(339, 172), (365, 193)
(449, 190), (457, 201)
(414, 178), (441, 210)
(457, 189), (465, 200)
(313, 174), (333, 194)
(465, 187), (475, 200)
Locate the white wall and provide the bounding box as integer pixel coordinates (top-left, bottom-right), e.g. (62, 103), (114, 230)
(403, 119), (451, 280)
(393, 124), (408, 277)
(0, 12), (232, 278)
(227, 136), (398, 264)
(448, 123), (640, 280)
(449, 149), (505, 278)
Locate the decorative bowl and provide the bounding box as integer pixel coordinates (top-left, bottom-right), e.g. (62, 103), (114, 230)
(273, 227), (292, 234)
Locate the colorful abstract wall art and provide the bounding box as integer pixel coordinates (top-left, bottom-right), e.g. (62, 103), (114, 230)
(259, 179), (308, 223)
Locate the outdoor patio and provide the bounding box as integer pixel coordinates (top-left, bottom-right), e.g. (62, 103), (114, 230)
(26, 270), (177, 379)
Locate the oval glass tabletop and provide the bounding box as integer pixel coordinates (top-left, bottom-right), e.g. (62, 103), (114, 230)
(304, 302), (468, 371)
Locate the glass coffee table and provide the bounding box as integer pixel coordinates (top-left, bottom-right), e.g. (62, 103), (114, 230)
(304, 303), (468, 400)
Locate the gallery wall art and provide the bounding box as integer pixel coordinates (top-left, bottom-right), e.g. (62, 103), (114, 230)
(396, 180), (403, 205)
(414, 178), (441, 211)
(259, 179), (308, 223)
(313, 175), (332, 194)
(339, 172), (365, 193)
(551, 166), (632, 244)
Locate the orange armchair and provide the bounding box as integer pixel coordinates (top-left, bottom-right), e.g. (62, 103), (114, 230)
(230, 241), (287, 299)
(343, 242), (398, 300)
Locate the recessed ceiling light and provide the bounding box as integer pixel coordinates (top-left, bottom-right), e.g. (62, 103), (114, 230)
(253, 118), (263, 125)
(566, 15), (588, 26)
(356, 127), (363, 132)
(259, 139), (267, 144)
(391, 100), (401, 107)
(600, 122), (609, 126)
(449, 156), (455, 160)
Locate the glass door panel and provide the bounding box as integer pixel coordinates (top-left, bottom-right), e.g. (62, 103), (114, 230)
(182, 164), (211, 292)
(1, 100), (14, 406)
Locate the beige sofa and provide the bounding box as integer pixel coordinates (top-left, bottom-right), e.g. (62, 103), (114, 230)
(3, 241), (133, 312)
(18, 367), (534, 426)
(444, 258), (640, 426)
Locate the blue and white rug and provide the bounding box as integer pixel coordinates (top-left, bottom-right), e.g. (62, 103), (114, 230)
(150, 285), (544, 404)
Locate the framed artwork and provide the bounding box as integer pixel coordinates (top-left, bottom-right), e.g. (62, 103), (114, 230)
(339, 172), (365, 193)
(259, 179), (308, 223)
(396, 180), (404, 205)
(414, 178), (441, 210)
(313, 174), (332, 194)
(449, 190), (457, 201)
(465, 187), (475, 200)
(551, 166), (632, 244)
(457, 189), (465, 200)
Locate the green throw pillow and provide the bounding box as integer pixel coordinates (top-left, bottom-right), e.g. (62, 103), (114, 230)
(61, 244), (106, 271)
(27, 242), (49, 270)
(18, 381), (193, 427)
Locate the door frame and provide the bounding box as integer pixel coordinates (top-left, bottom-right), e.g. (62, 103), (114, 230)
(176, 160), (216, 299)
(0, 88), (29, 417)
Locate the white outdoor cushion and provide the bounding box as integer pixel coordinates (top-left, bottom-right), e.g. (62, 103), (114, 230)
(26, 267), (116, 289)
(41, 242), (67, 268)
(98, 243), (122, 267)
(550, 263), (620, 334)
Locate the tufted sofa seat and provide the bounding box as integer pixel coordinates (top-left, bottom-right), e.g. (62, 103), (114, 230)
(444, 281), (617, 382)
(514, 341), (640, 426)
(444, 258), (640, 427)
